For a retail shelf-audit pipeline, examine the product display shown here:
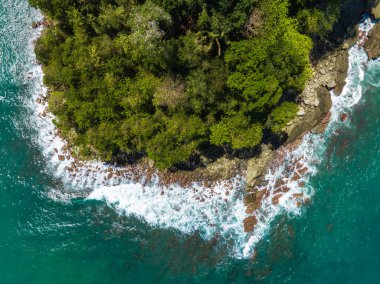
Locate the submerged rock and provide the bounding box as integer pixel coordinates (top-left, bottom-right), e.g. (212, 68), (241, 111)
(271, 194), (283, 205)
(340, 113), (349, 122)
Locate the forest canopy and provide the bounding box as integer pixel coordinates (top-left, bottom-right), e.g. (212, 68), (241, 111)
(29, 0), (340, 169)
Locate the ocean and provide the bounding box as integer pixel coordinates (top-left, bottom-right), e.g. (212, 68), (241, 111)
(0, 0), (379, 283)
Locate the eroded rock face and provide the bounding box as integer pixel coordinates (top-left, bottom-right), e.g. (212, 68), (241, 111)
(365, 23), (380, 60)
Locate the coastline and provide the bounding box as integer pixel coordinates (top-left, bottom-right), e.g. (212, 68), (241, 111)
(29, 7), (379, 258)
(242, 15), (379, 256)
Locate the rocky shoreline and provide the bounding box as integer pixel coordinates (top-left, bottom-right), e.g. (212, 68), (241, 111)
(34, 17), (379, 188)
(242, 12), (380, 233)
(32, 4), (380, 243)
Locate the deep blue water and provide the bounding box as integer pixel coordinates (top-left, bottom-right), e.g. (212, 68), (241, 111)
(1, 1), (380, 283)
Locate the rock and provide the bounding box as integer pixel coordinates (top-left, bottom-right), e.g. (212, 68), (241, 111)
(292, 173), (301, 181)
(326, 80), (336, 90)
(246, 145), (274, 187)
(314, 120), (329, 133)
(243, 193), (256, 206)
(32, 22), (38, 28)
(365, 23), (380, 60)
(243, 216), (258, 232)
(293, 193), (304, 199)
(271, 194), (283, 205)
(313, 98), (320, 107)
(36, 97), (42, 104)
(340, 112), (349, 122)
(322, 111), (332, 125)
(372, 2), (380, 19)
(298, 166), (308, 175)
(342, 42), (349, 50)
(334, 50), (349, 95)
(245, 205), (256, 214)
(148, 159), (155, 168)
(297, 107), (305, 116)
(53, 148), (58, 153)
(318, 87), (332, 115)
(58, 155), (65, 161)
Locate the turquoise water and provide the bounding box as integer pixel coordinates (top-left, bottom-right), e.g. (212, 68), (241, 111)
(1, 1), (380, 283)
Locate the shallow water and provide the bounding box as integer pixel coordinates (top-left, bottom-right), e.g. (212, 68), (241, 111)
(1, 1), (380, 283)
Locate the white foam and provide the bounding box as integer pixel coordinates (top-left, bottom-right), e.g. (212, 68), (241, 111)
(26, 12), (376, 258)
(88, 179), (248, 250)
(242, 15), (376, 257)
(25, 17), (250, 257)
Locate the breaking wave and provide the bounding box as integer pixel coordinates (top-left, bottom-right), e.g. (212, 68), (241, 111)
(25, 9), (375, 258)
(242, 15), (376, 257)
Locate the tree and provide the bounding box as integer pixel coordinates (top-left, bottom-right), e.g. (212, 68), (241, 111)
(266, 102), (298, 133)
(32, 0), (331, 169)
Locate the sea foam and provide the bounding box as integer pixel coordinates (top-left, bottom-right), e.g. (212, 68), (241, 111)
(27, 12), (375, 258)
(242, 15), (375, 257)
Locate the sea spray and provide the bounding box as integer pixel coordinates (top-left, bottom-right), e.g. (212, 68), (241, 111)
(27, 20), (250, 256)
(27, 10), (375, 258)
(242, 15), (376, 257)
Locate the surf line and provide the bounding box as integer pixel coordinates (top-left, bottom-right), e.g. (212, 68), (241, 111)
(27, 11), (374, 258)
(242, 15), (376, 258)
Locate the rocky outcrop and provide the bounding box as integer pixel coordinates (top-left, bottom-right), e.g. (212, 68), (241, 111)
(246, 145), (274, 188)
(284, 40), (354, 144)
(365, 23), (380, 60)
(371, 2), (380, 19)
(334, 49), (350, 95)
(318, 86), (333, 114)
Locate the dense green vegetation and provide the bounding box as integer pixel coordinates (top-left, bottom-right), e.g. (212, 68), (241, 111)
(30, 0), (339, 169)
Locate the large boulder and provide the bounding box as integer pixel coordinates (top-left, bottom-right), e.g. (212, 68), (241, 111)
(365, 23), (380, 60)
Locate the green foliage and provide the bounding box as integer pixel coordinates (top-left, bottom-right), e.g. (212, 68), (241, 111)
(266, 102), (298, 133)
(296, 2), (340, 39)
(31, 0), (335, 168)
(210, 116), (263, 149)
(146, 115), (207, 169)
